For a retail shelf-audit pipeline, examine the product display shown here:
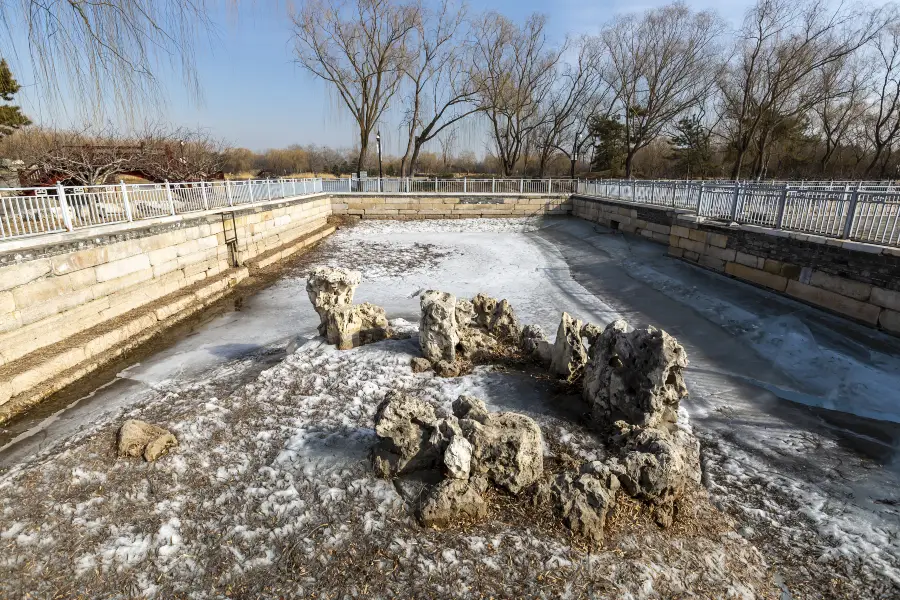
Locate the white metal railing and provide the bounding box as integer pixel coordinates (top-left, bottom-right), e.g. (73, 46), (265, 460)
(576, 179), (900, 248)
(0, 176), (574, 242)
(0, 178), (326, 241)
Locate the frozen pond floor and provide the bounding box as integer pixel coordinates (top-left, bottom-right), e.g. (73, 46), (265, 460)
(0, 217), (898, 598)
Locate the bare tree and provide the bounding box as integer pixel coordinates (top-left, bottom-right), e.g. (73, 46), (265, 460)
(533, 36), (608, 177)
(438, 128), (457, 170)
(865, 21), (900, 177)
(602, 2), (723, 179)
(292, 0), (419, 176)
(399, 0), (478, 176)
(720, 0), (885, 179)
(0, 0), (215, 117)
(471, 12), (563, 176)
(813, 55), (869, 174)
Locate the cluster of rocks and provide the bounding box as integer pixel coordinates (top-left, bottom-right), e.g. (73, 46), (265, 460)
(373, 391), (543, 527)
(389, 292), (701, 541)
(306, 267), (391, 350)
(117, 419), (178, 462)
(415, 290), (524, 376)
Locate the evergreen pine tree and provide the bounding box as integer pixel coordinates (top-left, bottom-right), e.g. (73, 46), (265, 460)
(0, 59), (31, 138)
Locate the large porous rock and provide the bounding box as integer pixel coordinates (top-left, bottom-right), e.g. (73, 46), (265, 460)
(460, 412), (543, 494)
(583, 319), (689, 428)
(418, 479), (488, 528)
(472, 293), (498, 329)
(455, 298), (475, 329)
(581, 322), (603, 351)
(373, 391), (445, 477)
(536, 462), (620, 544)
(550, 312), (588, 381)
(521, 324), (552, 366)
(326, 302), (391, 350)
(117, 420), (178, 462)
(452, 394), (491, 423)
(419, 290), (459, 363)
(612, 422), (701, 527)
(306, 267), (361, 335)
(489, 299), (522, 342)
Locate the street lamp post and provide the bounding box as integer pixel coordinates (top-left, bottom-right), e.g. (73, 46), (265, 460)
(570, 132), (580, 179)
(376, 130), (384, 192)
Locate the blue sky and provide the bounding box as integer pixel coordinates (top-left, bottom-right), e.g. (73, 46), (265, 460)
(12, 0), (759, 152)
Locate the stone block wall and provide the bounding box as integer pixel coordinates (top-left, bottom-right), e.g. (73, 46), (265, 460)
(330, 194), (572, 219)
(571, 195), (675, 244)
(571, 193), (900, 336)
(0, 194), (331, 409)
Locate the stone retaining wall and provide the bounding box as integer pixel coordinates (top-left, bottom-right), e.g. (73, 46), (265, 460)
(0, 194), (332, 412)
(573, 194), (900, 336)
(331, 194), (571, 219)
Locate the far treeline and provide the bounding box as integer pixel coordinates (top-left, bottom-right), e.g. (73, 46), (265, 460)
(3, 0), (900, 183)
(290, 0), (900, 181)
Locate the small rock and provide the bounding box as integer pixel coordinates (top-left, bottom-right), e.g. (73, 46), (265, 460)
(117, 420), (177, 462)
(443, 435), (473, 479)
(613, 422), (701, 527)
(306, 266), (361, 335)
(418, 479), (488, 528)
(144, 433), (178, 461)
(521, 324), (547, 355)
(434, 360), (460, 377)
(420, 290), (459, 363)
(543, 465), (620, 543)
(462, 412), (543, 494)
(410, 357), (432, 373)
(326, 302), (391, 350)
(452, 394), (490, 423)
(372, 391), (442, 477)
(550, 312), (588, 381)
(581, 322), (603, 350)
(456, 327), (499, 362)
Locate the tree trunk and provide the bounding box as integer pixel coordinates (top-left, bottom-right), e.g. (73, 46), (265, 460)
(357, 134), (369, 178)
(624, 148), (636, 179)
(409, 140), (422, 177)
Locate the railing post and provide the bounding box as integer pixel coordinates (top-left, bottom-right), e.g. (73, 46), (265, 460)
(165, 180), (176, 215)
(520, 178), (524, 193)
(774, 184), (788, 229)
(492, 178), (495, 193)
(267, 179), (273, 201)
(406, 177), (410, 193)
(463, 177), (467, 194)
(842, 184), (861, 239)
(200, 181), (210, 210)
(696, 182), (704, 214)
(281, 178), (286, 198)
(248, 179), (254, 203)
(548, 178), (552, 194)
(729, 182), (741, 221)
(56, 183), (74, 231)
(631, 180), (636, 201)
(650, 181), (655, 204)
(225, 180), (234, 206)
(120, 180), (134, 221)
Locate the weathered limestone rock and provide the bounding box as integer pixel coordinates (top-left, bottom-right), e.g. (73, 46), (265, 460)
(418, 479), (488, 528)
(117, 419), (178, 462)
(472, 293), (498, 329)
(443, 435), (473, 479)
(536, 462), (620, 543)
(550, 312), (588, 381)
(455, 298), (475, 329)
(306, 267), (361, 334)
(612, 422), (701, 528)
(456, 327), (499, 362)
(581, 322), (603, 350)
(583, 320), (689, 428)
(489, 299), (522, 341)
(410, 357), (432, 373)
(461, 412), (543, 494)
(144, 433), (179, 462)
(521, 324), (547, 354)
(419, 290), (459, 363)
(372, 391), (442, 477)
(452, 394), (491, 423)
(434, 360), (460, 378)
(325, 302), (391, 350)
